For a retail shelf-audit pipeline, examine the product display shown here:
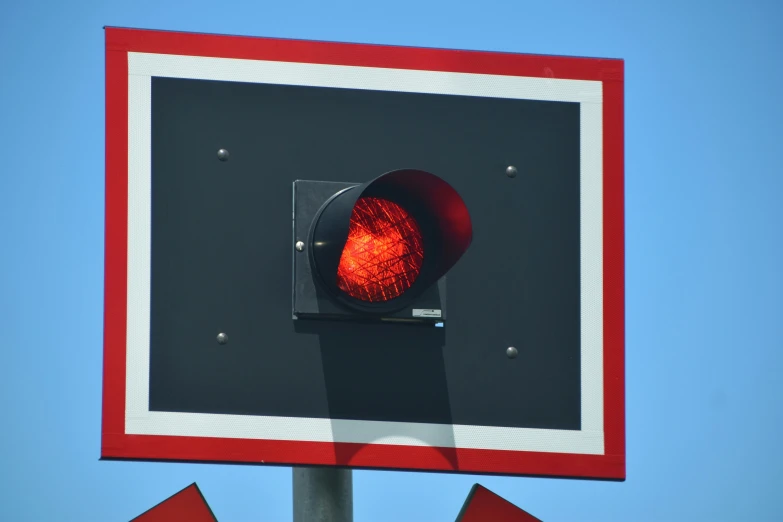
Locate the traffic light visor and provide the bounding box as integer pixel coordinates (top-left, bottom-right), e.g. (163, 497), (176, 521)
(310, 169), (472, 312)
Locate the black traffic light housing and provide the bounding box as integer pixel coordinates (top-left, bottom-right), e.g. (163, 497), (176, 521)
(293, 169), (472, 324)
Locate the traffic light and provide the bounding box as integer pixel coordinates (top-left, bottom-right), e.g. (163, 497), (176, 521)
(293, 169), (472, 324)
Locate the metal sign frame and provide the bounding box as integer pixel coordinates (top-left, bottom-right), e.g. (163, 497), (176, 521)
(102, 27), (625, 480)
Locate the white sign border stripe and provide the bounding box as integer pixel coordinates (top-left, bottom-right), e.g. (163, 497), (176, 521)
(125, 52), (604, 455)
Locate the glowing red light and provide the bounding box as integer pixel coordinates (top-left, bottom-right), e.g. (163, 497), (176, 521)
(336, 197), (424, 302)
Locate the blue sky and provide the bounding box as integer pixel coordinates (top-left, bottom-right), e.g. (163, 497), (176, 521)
(1, 0), (782, 521)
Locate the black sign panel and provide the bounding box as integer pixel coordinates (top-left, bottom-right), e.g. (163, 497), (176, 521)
(147, 77), (581, 430)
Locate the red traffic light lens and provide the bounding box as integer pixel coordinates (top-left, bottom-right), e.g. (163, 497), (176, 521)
(336, 197), (424, 302)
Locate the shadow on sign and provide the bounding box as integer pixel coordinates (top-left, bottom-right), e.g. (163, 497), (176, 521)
(294, 320), (458, 469)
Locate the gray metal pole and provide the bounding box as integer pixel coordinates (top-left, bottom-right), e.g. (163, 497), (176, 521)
(293, 467), (353, 522)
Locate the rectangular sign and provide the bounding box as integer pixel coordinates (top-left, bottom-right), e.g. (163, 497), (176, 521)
(102, 27), (625, 480)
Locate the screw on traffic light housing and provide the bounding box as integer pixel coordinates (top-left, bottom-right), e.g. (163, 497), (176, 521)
(292, 169), (472, 324)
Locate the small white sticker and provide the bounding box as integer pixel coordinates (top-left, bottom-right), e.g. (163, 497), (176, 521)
(413, 309), (442, 318)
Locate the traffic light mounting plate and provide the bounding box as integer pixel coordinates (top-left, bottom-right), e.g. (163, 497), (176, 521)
(292, 180), (446, 324)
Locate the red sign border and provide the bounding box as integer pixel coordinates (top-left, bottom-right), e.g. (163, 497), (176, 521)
(102, 27), (625, 480)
